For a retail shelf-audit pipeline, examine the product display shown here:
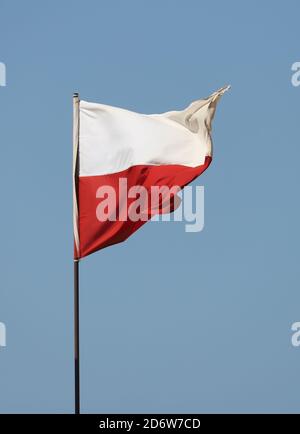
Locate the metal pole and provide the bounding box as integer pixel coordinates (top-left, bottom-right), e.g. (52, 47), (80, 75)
(73, 92), (80, 414)
(74, 258), (80, 414)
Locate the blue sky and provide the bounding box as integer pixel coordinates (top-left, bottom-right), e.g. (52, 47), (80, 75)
(0, 0), (300, 413)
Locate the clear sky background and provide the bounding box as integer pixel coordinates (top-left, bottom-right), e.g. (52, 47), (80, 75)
(0, 0), (300, 413)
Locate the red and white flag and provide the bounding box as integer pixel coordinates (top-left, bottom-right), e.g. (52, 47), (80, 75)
(73, 86), (229, 259)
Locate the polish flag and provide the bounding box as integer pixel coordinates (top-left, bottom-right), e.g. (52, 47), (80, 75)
(73, 86), (229, 259)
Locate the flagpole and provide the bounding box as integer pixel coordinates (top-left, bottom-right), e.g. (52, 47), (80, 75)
(73, 92), (80, 414)
(74, 258), (80, 414)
